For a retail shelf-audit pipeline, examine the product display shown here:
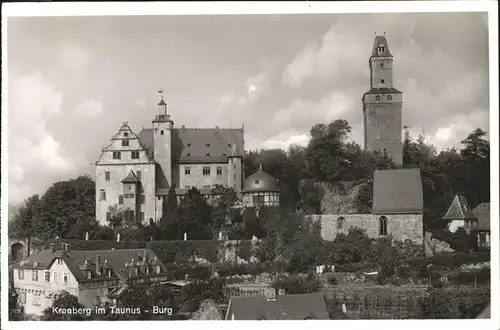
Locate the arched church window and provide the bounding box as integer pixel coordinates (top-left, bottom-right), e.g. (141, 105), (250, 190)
(379, 216), (388, 236)
(337, 217), (345, 230)
(375, 95), (380, 101)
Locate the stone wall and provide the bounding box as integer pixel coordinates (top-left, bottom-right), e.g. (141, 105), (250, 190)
(309, 213), (423, 244)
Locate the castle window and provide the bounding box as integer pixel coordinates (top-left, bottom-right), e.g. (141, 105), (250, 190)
(380, 79), (385, 84)
(105, 171), (110, 181)
(185, 166), (191, 175)
(379, 216), (388, 236)
(187, 152), (192, 157)
(112, 151), (121, 160)
(216, 167), (222, 175)
(140, 212), (145, 222)
(119, 195), (124, 204)
(122, 139), (129, 147)
(160, 130), (164, 135)
(106, 212), (111, 222)
(377, 46), (385, 55)
(99, 189), (106, 201)
(140, 194), (145, 204)
(187, 143), (191, 147)
(185, 185), (191, 190)
(206, 143), (211, 148)
(32, 270), (39, 282)
(202, 166), (211, 175)
(136, 171), (141, 180)
(18, 269), (24, 280)
(380, 63), (384, 68)
(375, 95), (380, 101)
(206, 153), (211, 157)
(337, 217), (345, 230)
(131, 151), (140, 159)
(387, 95), (392, 101)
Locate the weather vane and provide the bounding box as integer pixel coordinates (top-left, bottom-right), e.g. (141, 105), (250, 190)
(158, 88), (164, 100)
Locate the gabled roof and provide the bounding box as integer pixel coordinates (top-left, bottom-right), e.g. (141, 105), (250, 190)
(138, 127), (244, 164)
(121, 171), (139, 184)
(242, 168), (279, 193)
(443, 195), (476, 221)
(473, 202), (490, 231)
(372, 168), (423, 214)
(225, 293), (330, 320)
(12, 246), (166, 283)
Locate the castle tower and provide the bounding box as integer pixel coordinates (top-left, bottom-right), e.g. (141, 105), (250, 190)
(362, 35), (403, 166)
(228, 141), (243, 191)
(153, 91), (174, 189)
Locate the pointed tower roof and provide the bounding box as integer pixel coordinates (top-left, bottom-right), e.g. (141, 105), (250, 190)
(121, 171), (139, 184)
(371, 35), (393, 57)
(443, 195), (476, 220)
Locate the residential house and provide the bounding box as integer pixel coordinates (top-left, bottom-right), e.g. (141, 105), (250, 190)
(473, 202), (490, 248)
(443, 195), (478, 233)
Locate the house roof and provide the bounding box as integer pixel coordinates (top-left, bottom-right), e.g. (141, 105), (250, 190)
(137, 127), (244, 164)
(12, 245), (166, 283)
(225, 293), (330, 320)
(242, 168), (279, 193)
(372, 168), (423, 214)
(473, 203), (490, 231)
(443, 195), (476, 221)
(121, 171), (139, 184)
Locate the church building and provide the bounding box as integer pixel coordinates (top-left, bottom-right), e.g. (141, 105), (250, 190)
(95, 95), (245, 226)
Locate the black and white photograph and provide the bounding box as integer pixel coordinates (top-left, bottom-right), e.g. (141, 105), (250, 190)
(1, 1), (498, 328)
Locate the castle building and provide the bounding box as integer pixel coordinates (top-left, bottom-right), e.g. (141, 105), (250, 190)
(362, 35), (403, 166)
(95, 96), (244, 226)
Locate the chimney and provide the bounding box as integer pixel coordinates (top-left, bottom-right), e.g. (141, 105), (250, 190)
(278, 289), (285, 296)
(96, 255), (101, 275)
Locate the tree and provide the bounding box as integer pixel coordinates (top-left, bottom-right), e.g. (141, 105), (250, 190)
(11, 194), (40, 256)
(107, 204), (131, 229)
(161, 186), (180, 239)
(42, 291), (90, 321)
(178, 188), (213, 240)
(242, 207), (260, 239)
(210, 185), (239, 231)
(299, 180), (323, 214)
(30, 176), (96, 240)
(190, 299), (222, 320)
(9, 285), (24, 320)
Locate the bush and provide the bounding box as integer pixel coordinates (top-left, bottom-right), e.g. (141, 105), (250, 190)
(447, 267), (490, 286)
(327, 274), (338, 285)
(419, 286), (490, 318)
(271, 275), (321, 294)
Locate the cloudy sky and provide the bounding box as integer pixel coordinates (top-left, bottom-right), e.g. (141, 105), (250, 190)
(7, 12), (490, 205)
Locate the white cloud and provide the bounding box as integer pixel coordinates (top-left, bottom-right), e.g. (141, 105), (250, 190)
(262, 132), (310, 150)
(57, 43), (92, 71)
(75, 99), (103, 117)
(8, 72), (75, 204)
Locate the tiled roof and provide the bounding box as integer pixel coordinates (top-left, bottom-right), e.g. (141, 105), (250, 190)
(138, 127), (244, 164)
(473, 203), (490, 231)
(364, 87), (402, 95)
(243, 169), (279, 193)
(225, 293), (330, 320)
(121, 171), (139, 183)
(372, 168), (423, 214)
(443, 195), (476, 220)
(371, 36), (393, 57)
(12, 245), (166, 283)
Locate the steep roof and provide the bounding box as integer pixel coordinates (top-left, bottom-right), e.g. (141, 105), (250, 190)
(225, 293), (330, 320)
(242, 168), (279, 193)
(372, 168), (423, 214)
(138, 127), (244, 164)
(442, 195), (476, 221)
(121, 171), (139, 183)
(473, 202), (490, 231)
(12, 245), (166, 283)
(371, 35), (393, 57)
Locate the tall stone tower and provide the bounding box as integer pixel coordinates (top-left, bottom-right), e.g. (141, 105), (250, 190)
(153, 95), (174, 189)
(362, 35), (403, 166)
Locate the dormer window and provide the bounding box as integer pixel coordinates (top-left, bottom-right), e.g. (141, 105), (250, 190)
(124, 132), (128, 137)
(57, 258), (63, 265)
(255, 180), (260, 185)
